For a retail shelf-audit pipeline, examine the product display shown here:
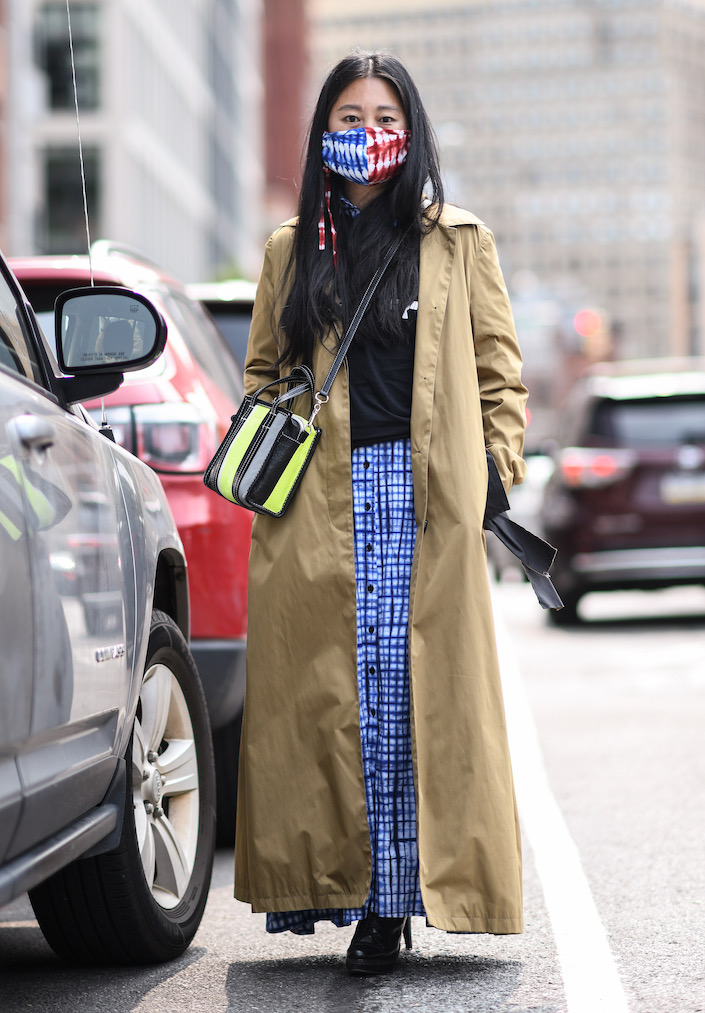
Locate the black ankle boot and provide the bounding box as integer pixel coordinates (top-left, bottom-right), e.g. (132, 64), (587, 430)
(346, 912), (412, 976)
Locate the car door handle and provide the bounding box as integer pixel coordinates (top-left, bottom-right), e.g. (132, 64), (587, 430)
(13, 414), (55, 452)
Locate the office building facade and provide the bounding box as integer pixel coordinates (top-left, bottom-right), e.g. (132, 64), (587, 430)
(6, 0), (264, 282)
(309, 0), (705, 360)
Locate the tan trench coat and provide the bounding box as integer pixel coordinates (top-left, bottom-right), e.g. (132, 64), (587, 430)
(234, 204), (528, 933)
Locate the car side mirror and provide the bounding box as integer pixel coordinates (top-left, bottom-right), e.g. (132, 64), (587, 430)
(54, 286), (168, 404)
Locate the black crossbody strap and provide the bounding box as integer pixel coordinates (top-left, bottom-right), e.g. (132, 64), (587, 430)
(319, 229), (407, 398)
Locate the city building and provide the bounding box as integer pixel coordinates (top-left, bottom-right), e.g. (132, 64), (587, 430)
(263, 0), (308, 231)
(309, 0), (705, 374)
(5, 0), (264, 283)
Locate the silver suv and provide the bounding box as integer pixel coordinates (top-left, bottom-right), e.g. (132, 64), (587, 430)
(0, 254), (215, 962)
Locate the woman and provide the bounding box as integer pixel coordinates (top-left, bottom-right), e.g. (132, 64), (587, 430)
(234, 51), (528, 975)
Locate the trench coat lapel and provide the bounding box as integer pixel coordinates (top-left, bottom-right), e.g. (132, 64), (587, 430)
(411, 223), (456, 520)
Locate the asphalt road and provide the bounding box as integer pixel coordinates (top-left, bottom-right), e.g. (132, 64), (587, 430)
(1, 581), (703, 1013)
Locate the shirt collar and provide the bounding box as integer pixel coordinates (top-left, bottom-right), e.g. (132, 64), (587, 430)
(340, 195), (361, 217)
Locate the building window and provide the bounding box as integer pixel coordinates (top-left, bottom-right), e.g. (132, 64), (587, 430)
(41, 148), (100, 254)
(35, 3), (100, 110)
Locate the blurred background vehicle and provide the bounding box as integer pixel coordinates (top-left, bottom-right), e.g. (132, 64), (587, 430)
(539, 358), (705, 625)
(186, 279), (257, 368)
(11, 242), (252, 843)
(0, 252), (216, 962)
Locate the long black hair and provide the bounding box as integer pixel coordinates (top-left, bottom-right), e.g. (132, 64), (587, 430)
(277, 51), (444, 369)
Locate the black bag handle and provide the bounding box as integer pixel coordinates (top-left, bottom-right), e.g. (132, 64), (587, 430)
(272, 365), (316, 409)
(252, 365), (316, 418)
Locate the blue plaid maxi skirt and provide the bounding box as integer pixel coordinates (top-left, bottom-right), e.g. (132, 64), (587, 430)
(266, 437), (427, 934)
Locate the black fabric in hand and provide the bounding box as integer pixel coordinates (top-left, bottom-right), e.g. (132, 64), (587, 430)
(483, 450), (563, 611)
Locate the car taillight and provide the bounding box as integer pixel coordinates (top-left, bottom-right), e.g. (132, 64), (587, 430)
(133, 403), (216, 473)
(559, 447), (636, 488)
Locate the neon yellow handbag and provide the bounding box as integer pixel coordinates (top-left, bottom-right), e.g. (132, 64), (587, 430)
(203, 365), (321, 517)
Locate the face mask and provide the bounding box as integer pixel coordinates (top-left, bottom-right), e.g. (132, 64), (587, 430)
(322, 127), (410, 184)
(319, 127), (411, 264)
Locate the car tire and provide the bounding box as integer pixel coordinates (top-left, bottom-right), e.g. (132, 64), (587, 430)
(212, 707), (242, 846)
(29, 610), (216, 964)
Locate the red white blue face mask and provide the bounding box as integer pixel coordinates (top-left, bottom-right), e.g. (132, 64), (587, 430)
(319, 127), (411, 262)
(321, 126), (411, 184)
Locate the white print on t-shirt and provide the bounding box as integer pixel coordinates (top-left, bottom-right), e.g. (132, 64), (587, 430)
(402, 300), (419, 320)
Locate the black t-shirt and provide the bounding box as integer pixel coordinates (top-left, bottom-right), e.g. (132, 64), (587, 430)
(346, 298), (418, 448)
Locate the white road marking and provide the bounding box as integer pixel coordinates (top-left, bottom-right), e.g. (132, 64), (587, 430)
(493, 599), (631, 1013)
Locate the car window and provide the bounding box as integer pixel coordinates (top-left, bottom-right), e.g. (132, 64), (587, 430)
(204, 307), (250, 367)
(14, 282), (69, 375)
(36, 311), (56, 353)
(0, 270), (44, 384)
(160, 290), (244, 404)
(590, 396), (705, 447)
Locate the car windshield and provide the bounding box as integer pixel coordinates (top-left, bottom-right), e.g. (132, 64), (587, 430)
(589, 396), (705, 447)
(159, 290), (244, 404)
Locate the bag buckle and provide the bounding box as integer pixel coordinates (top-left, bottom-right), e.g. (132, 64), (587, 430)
(307, 391), (329, 428)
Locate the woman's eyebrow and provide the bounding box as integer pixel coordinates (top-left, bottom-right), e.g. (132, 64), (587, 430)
(336, 103), (401, 112)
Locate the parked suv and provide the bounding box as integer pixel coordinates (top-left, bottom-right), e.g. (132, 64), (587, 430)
(540, 358), (705, 623)
(11, 244), (252, 842)
(0, 252), (215, 961)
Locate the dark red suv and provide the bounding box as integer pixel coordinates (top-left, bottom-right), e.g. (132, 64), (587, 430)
(540, 357), (705, 624)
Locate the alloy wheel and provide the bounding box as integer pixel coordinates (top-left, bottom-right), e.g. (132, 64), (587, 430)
(132, 663), (200, 910)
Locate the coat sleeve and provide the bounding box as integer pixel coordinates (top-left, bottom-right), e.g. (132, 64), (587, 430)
(468, 226), (528, 491)
(243, 228), (292, 397)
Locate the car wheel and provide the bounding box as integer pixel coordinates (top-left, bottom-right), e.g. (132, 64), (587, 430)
(29, 610), (215, 964)
(212, 707), (243, 846)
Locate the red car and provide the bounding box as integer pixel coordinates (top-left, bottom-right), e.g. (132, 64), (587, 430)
(11, 242), (252, 841)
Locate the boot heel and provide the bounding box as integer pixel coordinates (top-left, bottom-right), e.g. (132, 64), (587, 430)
(403, 918), (412, 950)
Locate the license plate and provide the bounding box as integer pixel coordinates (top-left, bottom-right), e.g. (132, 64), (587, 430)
(660, 473), (705, 504)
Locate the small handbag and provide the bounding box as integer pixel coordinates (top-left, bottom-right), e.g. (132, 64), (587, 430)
(204, 231), (406, 517)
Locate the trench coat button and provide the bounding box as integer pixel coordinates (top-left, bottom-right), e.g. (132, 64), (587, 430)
(424, 519), (428, 531)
